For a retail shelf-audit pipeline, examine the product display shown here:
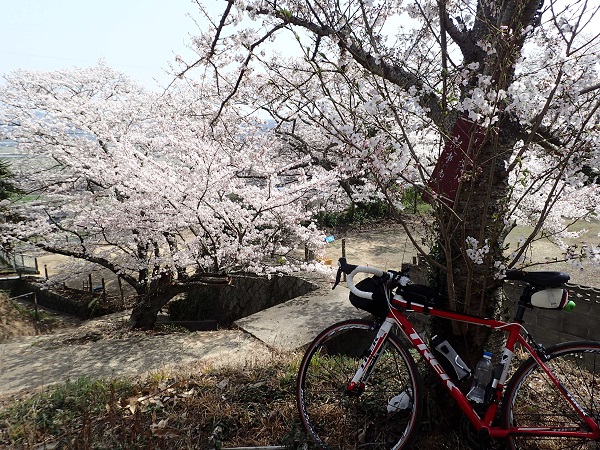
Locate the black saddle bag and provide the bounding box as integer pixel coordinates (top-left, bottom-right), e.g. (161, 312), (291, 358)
(396, 284), (440, 305)
(349, 276), (390, 318)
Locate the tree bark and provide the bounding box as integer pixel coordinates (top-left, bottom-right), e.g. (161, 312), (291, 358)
(129, 271), (178, 328)
(432, 115), (518, 362)
(129, 292), (176, 328)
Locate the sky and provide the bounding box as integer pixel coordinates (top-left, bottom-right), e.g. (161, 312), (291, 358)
(0, 0), (216, 91)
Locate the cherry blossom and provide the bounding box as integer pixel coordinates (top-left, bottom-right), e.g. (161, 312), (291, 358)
(177, 0), (600, 346)
(0, 63), (331, 327)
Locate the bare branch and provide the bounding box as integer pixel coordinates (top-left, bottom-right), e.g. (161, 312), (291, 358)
(210, 23), (287, 126)
(580, 82), (600, 95)
(176, 0), (235, 81)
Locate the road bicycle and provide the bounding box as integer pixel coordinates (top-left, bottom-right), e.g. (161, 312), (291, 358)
(296, 258), (600, 449)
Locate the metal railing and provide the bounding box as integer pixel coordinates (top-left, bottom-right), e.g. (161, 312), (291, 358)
(0, 249), (39, 275)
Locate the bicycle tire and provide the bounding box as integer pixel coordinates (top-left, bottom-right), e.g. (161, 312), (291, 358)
(502, 340), (600, 449)
(296, 319), (423, 450)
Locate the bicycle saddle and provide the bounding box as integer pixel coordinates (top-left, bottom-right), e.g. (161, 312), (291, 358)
(505, 270), (570, 288)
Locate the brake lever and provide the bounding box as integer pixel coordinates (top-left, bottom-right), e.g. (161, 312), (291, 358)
(332, 266), (343, 290)
(388, 267), (411, 288)
(332, 257), (358, 290)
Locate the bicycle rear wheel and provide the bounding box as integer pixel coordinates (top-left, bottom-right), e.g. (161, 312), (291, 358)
(502, 341), (600, 449)
(296, 319), (422, 450)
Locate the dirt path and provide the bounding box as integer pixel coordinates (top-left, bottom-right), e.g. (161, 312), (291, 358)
(504, 223), (600, 287)
(323, 221), (600, 287)
(0, 307), (274, 398)
(0, 294), (79, 342)
(2, 220), (599, 399)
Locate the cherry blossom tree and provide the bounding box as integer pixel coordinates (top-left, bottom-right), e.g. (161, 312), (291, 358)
(0, 63), (330, 328)
(0, 160), (23, 256)
(182, 0), (600, 354)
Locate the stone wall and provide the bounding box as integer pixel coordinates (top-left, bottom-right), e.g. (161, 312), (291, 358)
(169, 274), (321, 326)
(1, 277), (101, 319)
(503, 281), (600, 345)
(2, 273), (321, 325)
(8, 270), (595, 343)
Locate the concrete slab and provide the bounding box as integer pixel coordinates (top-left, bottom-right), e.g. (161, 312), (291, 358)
(235, 282), (365, 352)
(234, 226), (420, 353)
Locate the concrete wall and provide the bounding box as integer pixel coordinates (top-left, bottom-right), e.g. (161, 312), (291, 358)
(3, 274), (320, 325)
(1, 277), (102, 319)
(169, 274), (320, 326)
(408, 263), (600, 345)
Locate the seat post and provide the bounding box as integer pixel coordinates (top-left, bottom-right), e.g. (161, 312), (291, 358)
(514, 285), (533, 323)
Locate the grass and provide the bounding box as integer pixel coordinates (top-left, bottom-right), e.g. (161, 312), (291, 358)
(0, 356), (307, 450)
(10, 302), (55, 324)
(314, 190), (432, 231)
(0, 353), (475, 450)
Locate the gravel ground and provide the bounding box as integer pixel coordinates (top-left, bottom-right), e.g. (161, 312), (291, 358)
(324, 221), (600, 288)
(0, 308), (275, 399)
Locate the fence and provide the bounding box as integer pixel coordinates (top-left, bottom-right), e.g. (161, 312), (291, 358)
(0, 249), (39, 275)
(1, 277), (130, 320)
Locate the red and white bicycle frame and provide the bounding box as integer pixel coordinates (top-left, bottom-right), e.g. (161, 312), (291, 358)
(346, 274), (600, 441)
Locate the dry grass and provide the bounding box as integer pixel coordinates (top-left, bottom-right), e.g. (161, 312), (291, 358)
(0, 355), (306, 450)
(0, 354), (474, 450)
(0, 293), (72, 342)
(0, 294), (472, 449)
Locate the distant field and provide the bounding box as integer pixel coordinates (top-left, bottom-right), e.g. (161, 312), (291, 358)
(0, 143), (19, 159)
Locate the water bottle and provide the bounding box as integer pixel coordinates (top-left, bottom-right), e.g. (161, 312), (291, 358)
(466, 351), (493, 404)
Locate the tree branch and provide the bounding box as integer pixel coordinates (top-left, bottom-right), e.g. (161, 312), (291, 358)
(176, 0), (235, 81)
(241, 5), (445, 126)
(26, 239), (139, 289)
(211, 23), (287, 126)
(580, 82), (600, 95)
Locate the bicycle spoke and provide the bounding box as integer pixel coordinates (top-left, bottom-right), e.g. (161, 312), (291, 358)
(297, 320), (422, 450)
(503, 343), (600, 450)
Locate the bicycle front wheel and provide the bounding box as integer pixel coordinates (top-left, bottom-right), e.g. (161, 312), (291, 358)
(296, 319), (422, 450)
(502, 341), (600, 449)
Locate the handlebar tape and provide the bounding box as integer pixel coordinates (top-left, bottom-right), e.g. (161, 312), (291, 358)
(335, 257), (387, 299)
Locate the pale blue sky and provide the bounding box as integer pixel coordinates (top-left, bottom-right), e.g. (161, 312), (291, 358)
(0, 0), (218, 90)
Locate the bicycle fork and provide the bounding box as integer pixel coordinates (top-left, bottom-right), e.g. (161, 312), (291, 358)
(346, 318), (395, 397)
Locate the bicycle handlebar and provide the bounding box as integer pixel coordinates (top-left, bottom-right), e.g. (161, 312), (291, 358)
(348, 266), (386, 300)
(334, 257), (397, 300)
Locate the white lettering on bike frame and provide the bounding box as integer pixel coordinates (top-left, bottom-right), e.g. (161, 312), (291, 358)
(499, 348), (513, 385)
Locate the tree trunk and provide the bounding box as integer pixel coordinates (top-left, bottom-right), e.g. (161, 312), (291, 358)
(129, 272), (180, 329)
(423, 119), (519, 432)
(432, 117), (518, 363)
(129, 294), (167, 328)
